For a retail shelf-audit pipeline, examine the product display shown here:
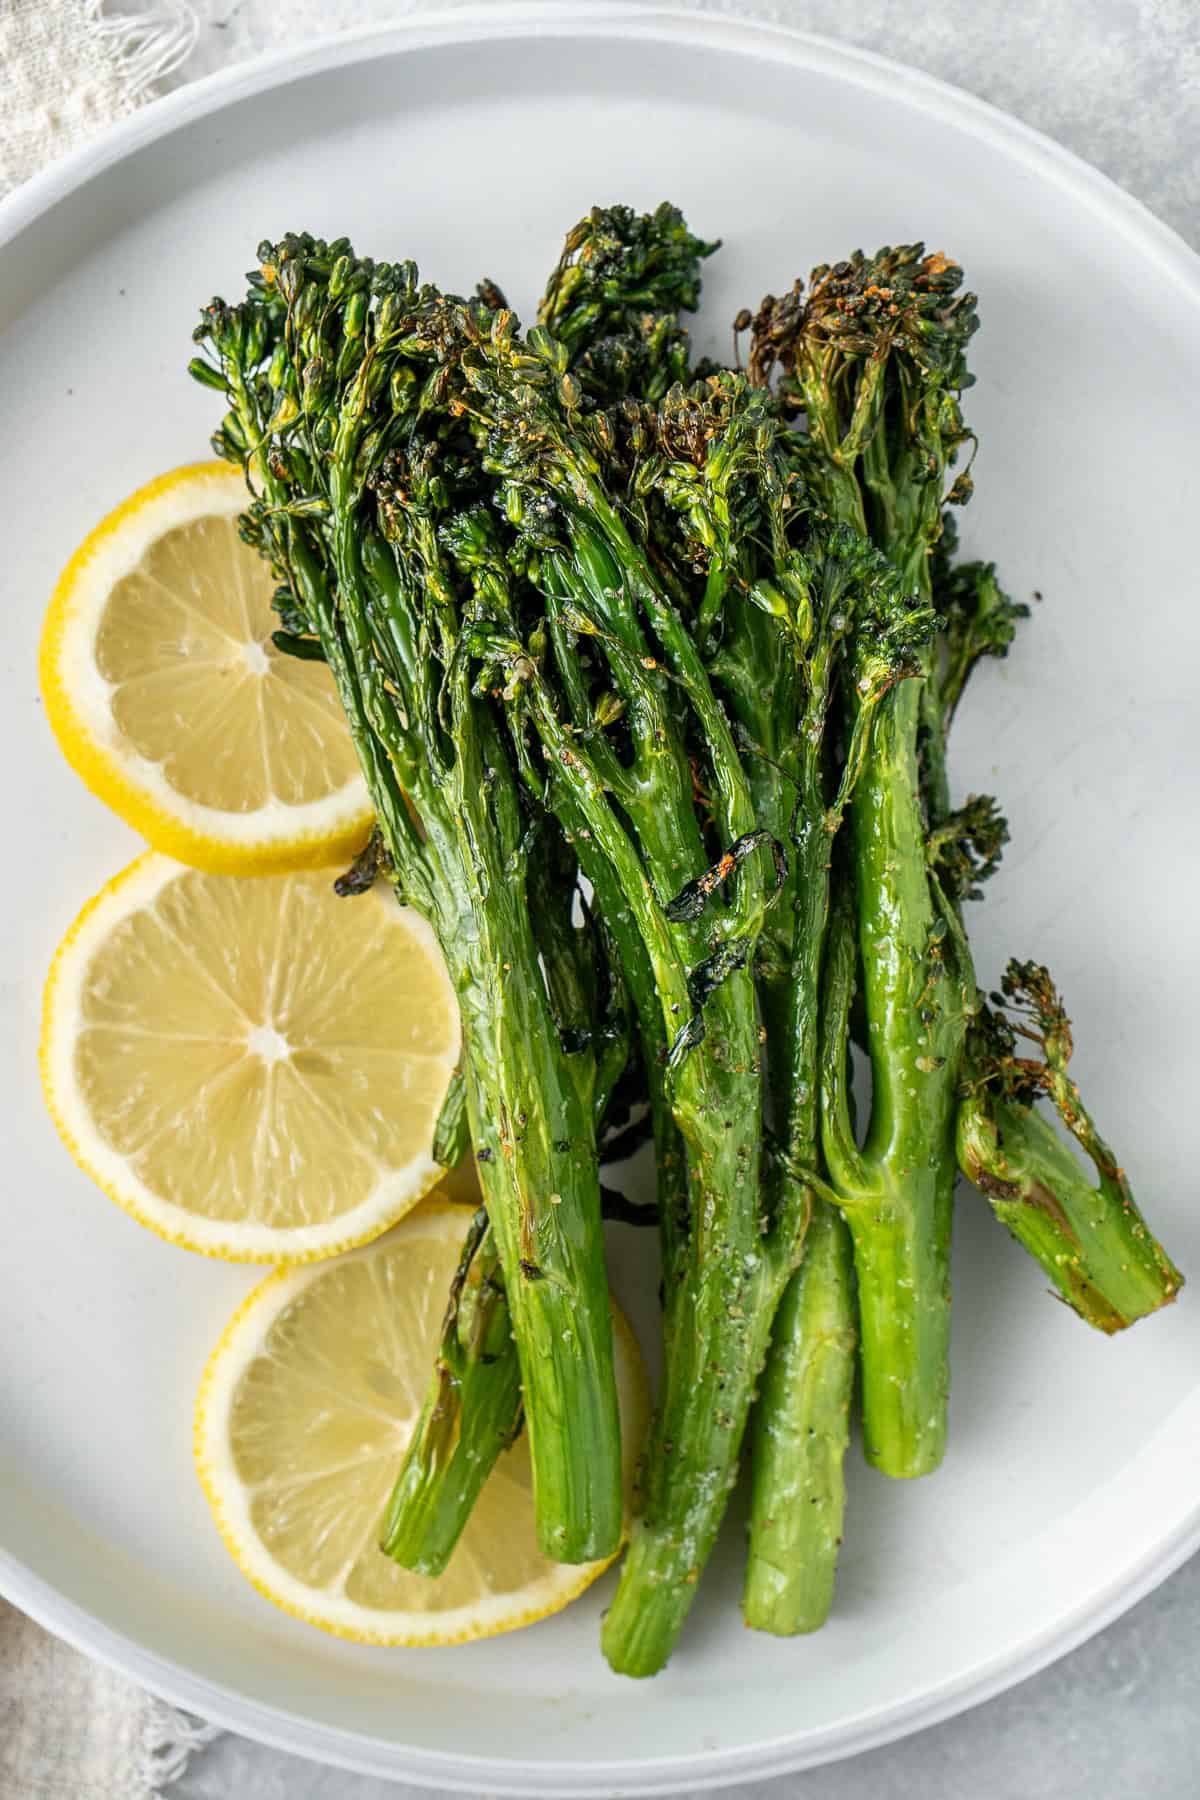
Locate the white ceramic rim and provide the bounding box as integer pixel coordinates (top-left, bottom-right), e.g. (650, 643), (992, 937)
(3, 6), (1199, 1792)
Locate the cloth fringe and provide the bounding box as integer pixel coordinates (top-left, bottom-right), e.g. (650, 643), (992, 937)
(0, 0), (197, 197)
(81, 1), (199, 103)
(142, 1702), (224, 1793)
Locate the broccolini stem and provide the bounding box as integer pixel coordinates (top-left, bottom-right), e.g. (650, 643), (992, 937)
(832, 680), (964, 1477)
(847, 1163), (954, 1478)
(381, 1211), (522, 1574)
(956, 962), (1182, 1329)
(546, 771), (689, 1308)
(743, 1199), (857, 1633)
(600, 1049), (771, 1677)
(519, 663), (773, 1666)
(727, 524), (925, 1627)
(331, 531), (621, 1559)
(442, 758), (622, 1561)
(958, 1093), (1181, 1330)
(493, 484), (774, 1669)
(741, 252), (977, 1481)
(743, 780), (858, 1627)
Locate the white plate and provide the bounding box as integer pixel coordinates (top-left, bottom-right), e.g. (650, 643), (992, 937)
(2, 5), (1199, 1793)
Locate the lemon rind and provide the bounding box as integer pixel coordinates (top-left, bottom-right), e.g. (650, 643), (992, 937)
(192, 1212), (648, 1646)
(40, 852), (459, 1263)
(39, 462), (373, 874)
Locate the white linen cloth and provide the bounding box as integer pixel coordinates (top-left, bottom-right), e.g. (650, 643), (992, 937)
(0, 1598), (219, 1798)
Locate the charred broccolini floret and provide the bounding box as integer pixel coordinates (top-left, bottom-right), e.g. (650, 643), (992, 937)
(538, 201), (717, 401)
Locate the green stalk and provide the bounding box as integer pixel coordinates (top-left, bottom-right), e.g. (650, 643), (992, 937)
(326, 537), (624, 1559)
(743, 703), (858, 1629)
(846, 1178), (953, 1479)
(333, 514), (622, 1561)
(381, 820), (637, 1579)
(958, 1095), (1181, 1330)
(570, 393), (925, 1644)
(704, 517), (923, 1627)
(810, 682), (964, 1481)
(743, 1201), (856, 1633)
(600, 1033), (774, 1676)
(955, 960), (1181, 1331)
(544, 772), (690, 1321)
(520, 637), (775, 1669)
(429, 725), (621, 1563)
(837, 680), (961, 1476)
(739, 250), (978, 1490)
(380, 1211), (522, 1574)
(550, 557), (778, 1669)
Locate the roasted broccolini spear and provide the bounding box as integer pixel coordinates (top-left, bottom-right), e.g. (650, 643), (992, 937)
(958, 963), (1182, 1328)
(449, 327), (778, 1676)
(744, 246), (979, 1481)
(310, 204), (715, 1587)
(735, 530), (934, 1633)
(190, 238), (623, 1564)
(455, 297), (937, 1664)
(630, 361), (931, 1628)
(924, 535), (1182, 1325)
(381, 823), (637, 1576)
(383, 205), (719, 1578)
(532, 200), (721, 1323)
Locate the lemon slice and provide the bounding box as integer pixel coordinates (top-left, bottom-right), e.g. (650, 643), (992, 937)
(195, 1202), (649, 1645)
(41, 852), (459, 1261)
(40, 462), (372, 873)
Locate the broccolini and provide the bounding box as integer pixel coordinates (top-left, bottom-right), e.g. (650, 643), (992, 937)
(186, 205), (1183, 1681)
(191, 246), (624, 1565)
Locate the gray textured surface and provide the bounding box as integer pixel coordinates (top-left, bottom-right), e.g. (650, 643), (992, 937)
(177, 0), (1200, 247)
(167, 1561), (1200, 1798)
(728, 0), (1200, 247)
